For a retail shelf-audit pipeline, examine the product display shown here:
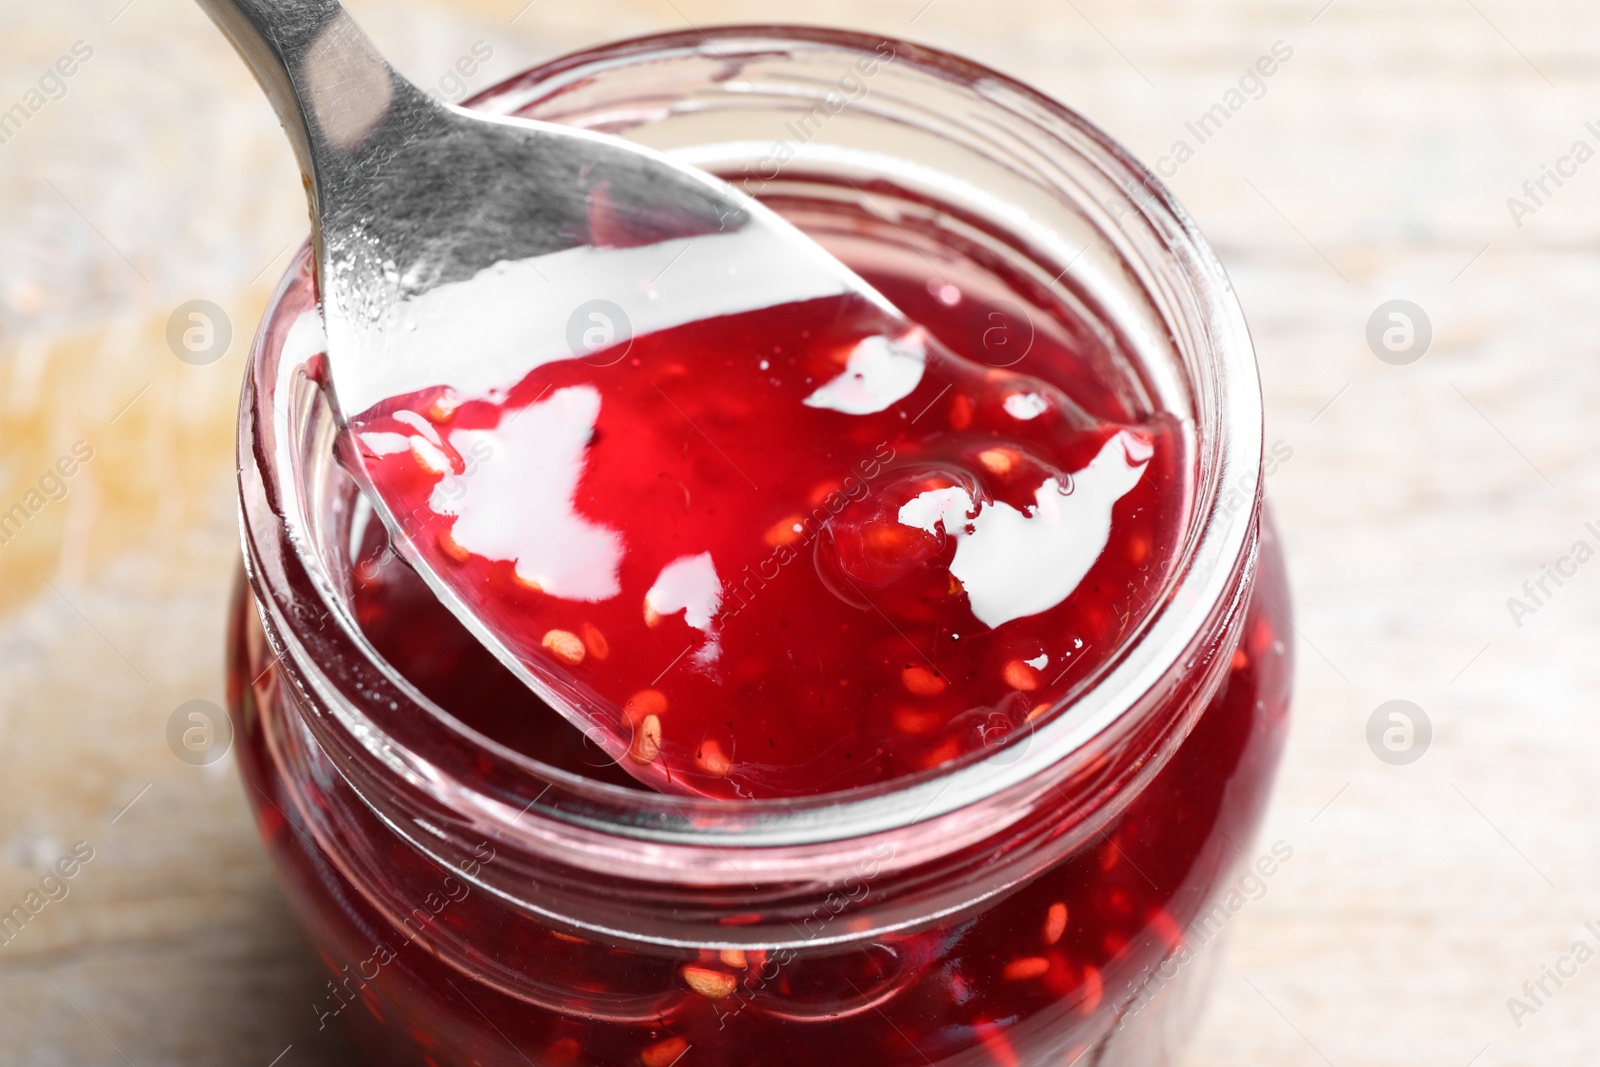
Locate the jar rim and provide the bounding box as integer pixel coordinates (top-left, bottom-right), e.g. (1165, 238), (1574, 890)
(239, 25), (1262, 866)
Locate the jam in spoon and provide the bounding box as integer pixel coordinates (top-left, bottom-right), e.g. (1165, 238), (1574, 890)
(196, 0), (963, 792)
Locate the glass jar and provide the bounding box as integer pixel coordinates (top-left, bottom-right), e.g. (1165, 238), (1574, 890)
(229, 26), (1291, 1067)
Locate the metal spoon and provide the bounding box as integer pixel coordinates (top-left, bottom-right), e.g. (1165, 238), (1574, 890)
(198, 0), (920, 785)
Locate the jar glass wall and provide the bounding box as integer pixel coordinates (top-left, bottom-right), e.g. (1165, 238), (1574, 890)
(229, 27), (1291, 1067)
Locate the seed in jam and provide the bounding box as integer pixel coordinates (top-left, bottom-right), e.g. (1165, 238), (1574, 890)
(541, 629), (587, 666)
(680, 964), (738, 999)
(1044, 902), (1069, 945)
(1002, 957), (1051, 981)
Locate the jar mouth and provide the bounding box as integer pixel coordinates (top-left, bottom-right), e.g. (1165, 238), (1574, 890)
(240, 27), (1261, 861)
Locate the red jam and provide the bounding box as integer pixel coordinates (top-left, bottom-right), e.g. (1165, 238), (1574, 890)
(234, 518), (1290, 1066)
(230, 34), (1291, 1067)
(348, 275), (1187, 798)
(255, 263), (1290, 1065)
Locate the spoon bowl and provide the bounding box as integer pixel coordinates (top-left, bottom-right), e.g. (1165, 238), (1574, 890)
(199, 0), (918, 788)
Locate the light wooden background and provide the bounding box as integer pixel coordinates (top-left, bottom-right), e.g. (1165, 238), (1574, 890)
(2, 0), (1598, 1064)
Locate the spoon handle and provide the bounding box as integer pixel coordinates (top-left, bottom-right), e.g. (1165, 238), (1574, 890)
(194, 0), (430, 180)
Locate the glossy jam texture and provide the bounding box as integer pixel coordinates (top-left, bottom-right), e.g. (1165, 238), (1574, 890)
(349, 272), (1188, 798)
(238, 188), (1281, 1067)
(233, 519), (1290, 1067)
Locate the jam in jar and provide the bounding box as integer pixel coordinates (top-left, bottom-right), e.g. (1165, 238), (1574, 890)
(230, 27), (1290, 1067)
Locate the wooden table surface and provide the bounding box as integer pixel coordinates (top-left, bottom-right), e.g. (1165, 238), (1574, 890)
(3, 0), (1597, 1063)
